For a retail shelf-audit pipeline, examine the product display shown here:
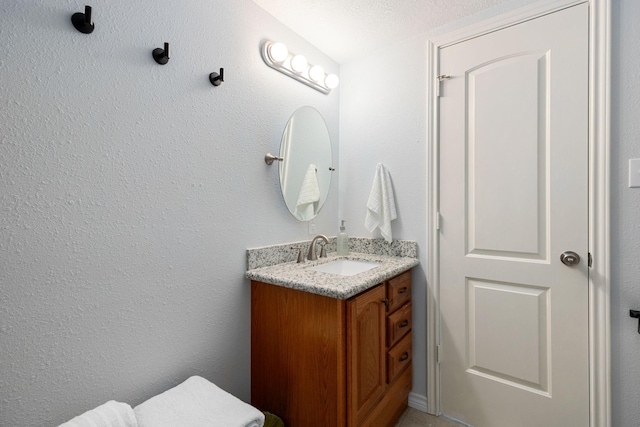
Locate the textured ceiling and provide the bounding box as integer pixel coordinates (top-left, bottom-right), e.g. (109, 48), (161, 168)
(252, 0), (513, 63)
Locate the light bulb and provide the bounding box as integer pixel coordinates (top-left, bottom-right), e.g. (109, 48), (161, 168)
(309, 65), (325, 82)
(325, 73), (340, 89)
(290, 54), (308, 73)
(269, 42), (288, 62)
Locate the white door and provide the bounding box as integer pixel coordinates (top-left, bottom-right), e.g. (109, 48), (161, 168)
(438, 4), (589, 426)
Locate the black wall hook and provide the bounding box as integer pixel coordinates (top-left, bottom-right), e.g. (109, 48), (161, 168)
(71, 5), (94, 34)
(209, 68), (224, 86)
(631, 310), (640, 334)
(153, 42), (170, 65)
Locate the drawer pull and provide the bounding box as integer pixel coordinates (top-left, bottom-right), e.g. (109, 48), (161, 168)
(399, 352), (409, 362)
(399, 320), (409, 328)
(398, 287), (408, 294)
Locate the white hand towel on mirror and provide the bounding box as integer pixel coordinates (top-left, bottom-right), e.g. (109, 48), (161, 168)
(58, 400), (138, 427)
(134, 376), (265, 427)
(365, 163), (397, 243)
(294, 164), (320, 220)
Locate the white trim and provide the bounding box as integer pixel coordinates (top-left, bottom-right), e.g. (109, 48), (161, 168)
(408, 392), (429, 413)
(425, 0), (611, 425)
(430, 0), (586, 48)
(426, 36), (440, 416)
(587, 0), (611, 425)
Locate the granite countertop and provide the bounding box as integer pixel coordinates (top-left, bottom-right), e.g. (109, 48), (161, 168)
(245, 252), (419, 300)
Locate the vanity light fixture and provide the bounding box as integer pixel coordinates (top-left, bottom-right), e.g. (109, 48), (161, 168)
(308, 65), (325, 83)
(269, 42), (289, 62)
(325, 73), (339, 89)
(261, 40), (339, 95)
(290, 54), (308, 73)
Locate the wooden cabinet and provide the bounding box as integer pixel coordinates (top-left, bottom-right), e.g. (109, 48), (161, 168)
(251, 269), (413, 427)
(347, 284), (386, 426)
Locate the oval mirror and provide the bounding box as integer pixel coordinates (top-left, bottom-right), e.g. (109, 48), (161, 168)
(279, 106), (332, 221)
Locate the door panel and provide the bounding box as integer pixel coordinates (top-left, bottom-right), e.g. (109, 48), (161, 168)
(468, 52), (549, 260)
(438, 4), (589, 426)
(467, 278), (550, 394)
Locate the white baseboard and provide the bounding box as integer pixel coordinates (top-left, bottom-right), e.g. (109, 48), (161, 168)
(408, 392), (428, 413)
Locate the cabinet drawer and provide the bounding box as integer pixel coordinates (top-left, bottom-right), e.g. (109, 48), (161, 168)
(387, 332), (412, 384)
(387, 302), (412, 348)
(387, 271), (411, 314)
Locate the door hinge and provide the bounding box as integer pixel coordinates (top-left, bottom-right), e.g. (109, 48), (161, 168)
(437, 345), (441, 364)
(588, 252), (593, 268)
(436, 75), (451, 97)
(436, 212), (442, 230)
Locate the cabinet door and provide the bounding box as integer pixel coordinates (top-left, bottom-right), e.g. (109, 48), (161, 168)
(347, 284), (386, 426)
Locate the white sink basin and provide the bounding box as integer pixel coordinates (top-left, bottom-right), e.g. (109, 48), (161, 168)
(308, 259), (380, 276)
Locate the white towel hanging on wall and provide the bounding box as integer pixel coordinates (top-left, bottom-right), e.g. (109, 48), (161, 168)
(365, 163), (397, 243)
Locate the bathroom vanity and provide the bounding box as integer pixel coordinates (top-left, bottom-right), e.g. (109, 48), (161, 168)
(248, 252), (417, 427)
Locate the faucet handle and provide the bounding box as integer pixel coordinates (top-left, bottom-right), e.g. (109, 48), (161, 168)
(291, 247), (305, 263)
(320, 242), (327, 258)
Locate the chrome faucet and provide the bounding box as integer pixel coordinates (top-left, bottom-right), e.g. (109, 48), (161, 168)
(307, 234), (329, 261)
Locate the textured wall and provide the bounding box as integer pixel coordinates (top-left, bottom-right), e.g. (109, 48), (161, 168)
(339, 36), (429, 398)
(610, 0), (640, 425)
(340, 0), (640, 423)
(0, 1), (339, 425)
(252, 0), (513, 63)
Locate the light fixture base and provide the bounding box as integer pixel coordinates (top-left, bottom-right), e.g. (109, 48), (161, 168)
(260, 40), (333, 95)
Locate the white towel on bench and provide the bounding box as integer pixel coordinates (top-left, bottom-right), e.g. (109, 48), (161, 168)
(134, 376), (264, 427)
(59, 400), (138, 427)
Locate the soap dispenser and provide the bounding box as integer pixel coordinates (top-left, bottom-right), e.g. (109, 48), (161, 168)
(337, 220), (349, 256)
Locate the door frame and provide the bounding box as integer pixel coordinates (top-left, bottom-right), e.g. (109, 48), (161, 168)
(425, 0), (611, 425)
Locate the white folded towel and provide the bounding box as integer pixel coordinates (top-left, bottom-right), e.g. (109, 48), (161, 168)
(58, 400), (138, 427)
(365, 163), (397, 243)
(134, 376), (265, 427)
(294, 164), (320, 220)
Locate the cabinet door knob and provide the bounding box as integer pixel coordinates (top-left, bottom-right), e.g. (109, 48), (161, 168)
(382, 298), (389, 307)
